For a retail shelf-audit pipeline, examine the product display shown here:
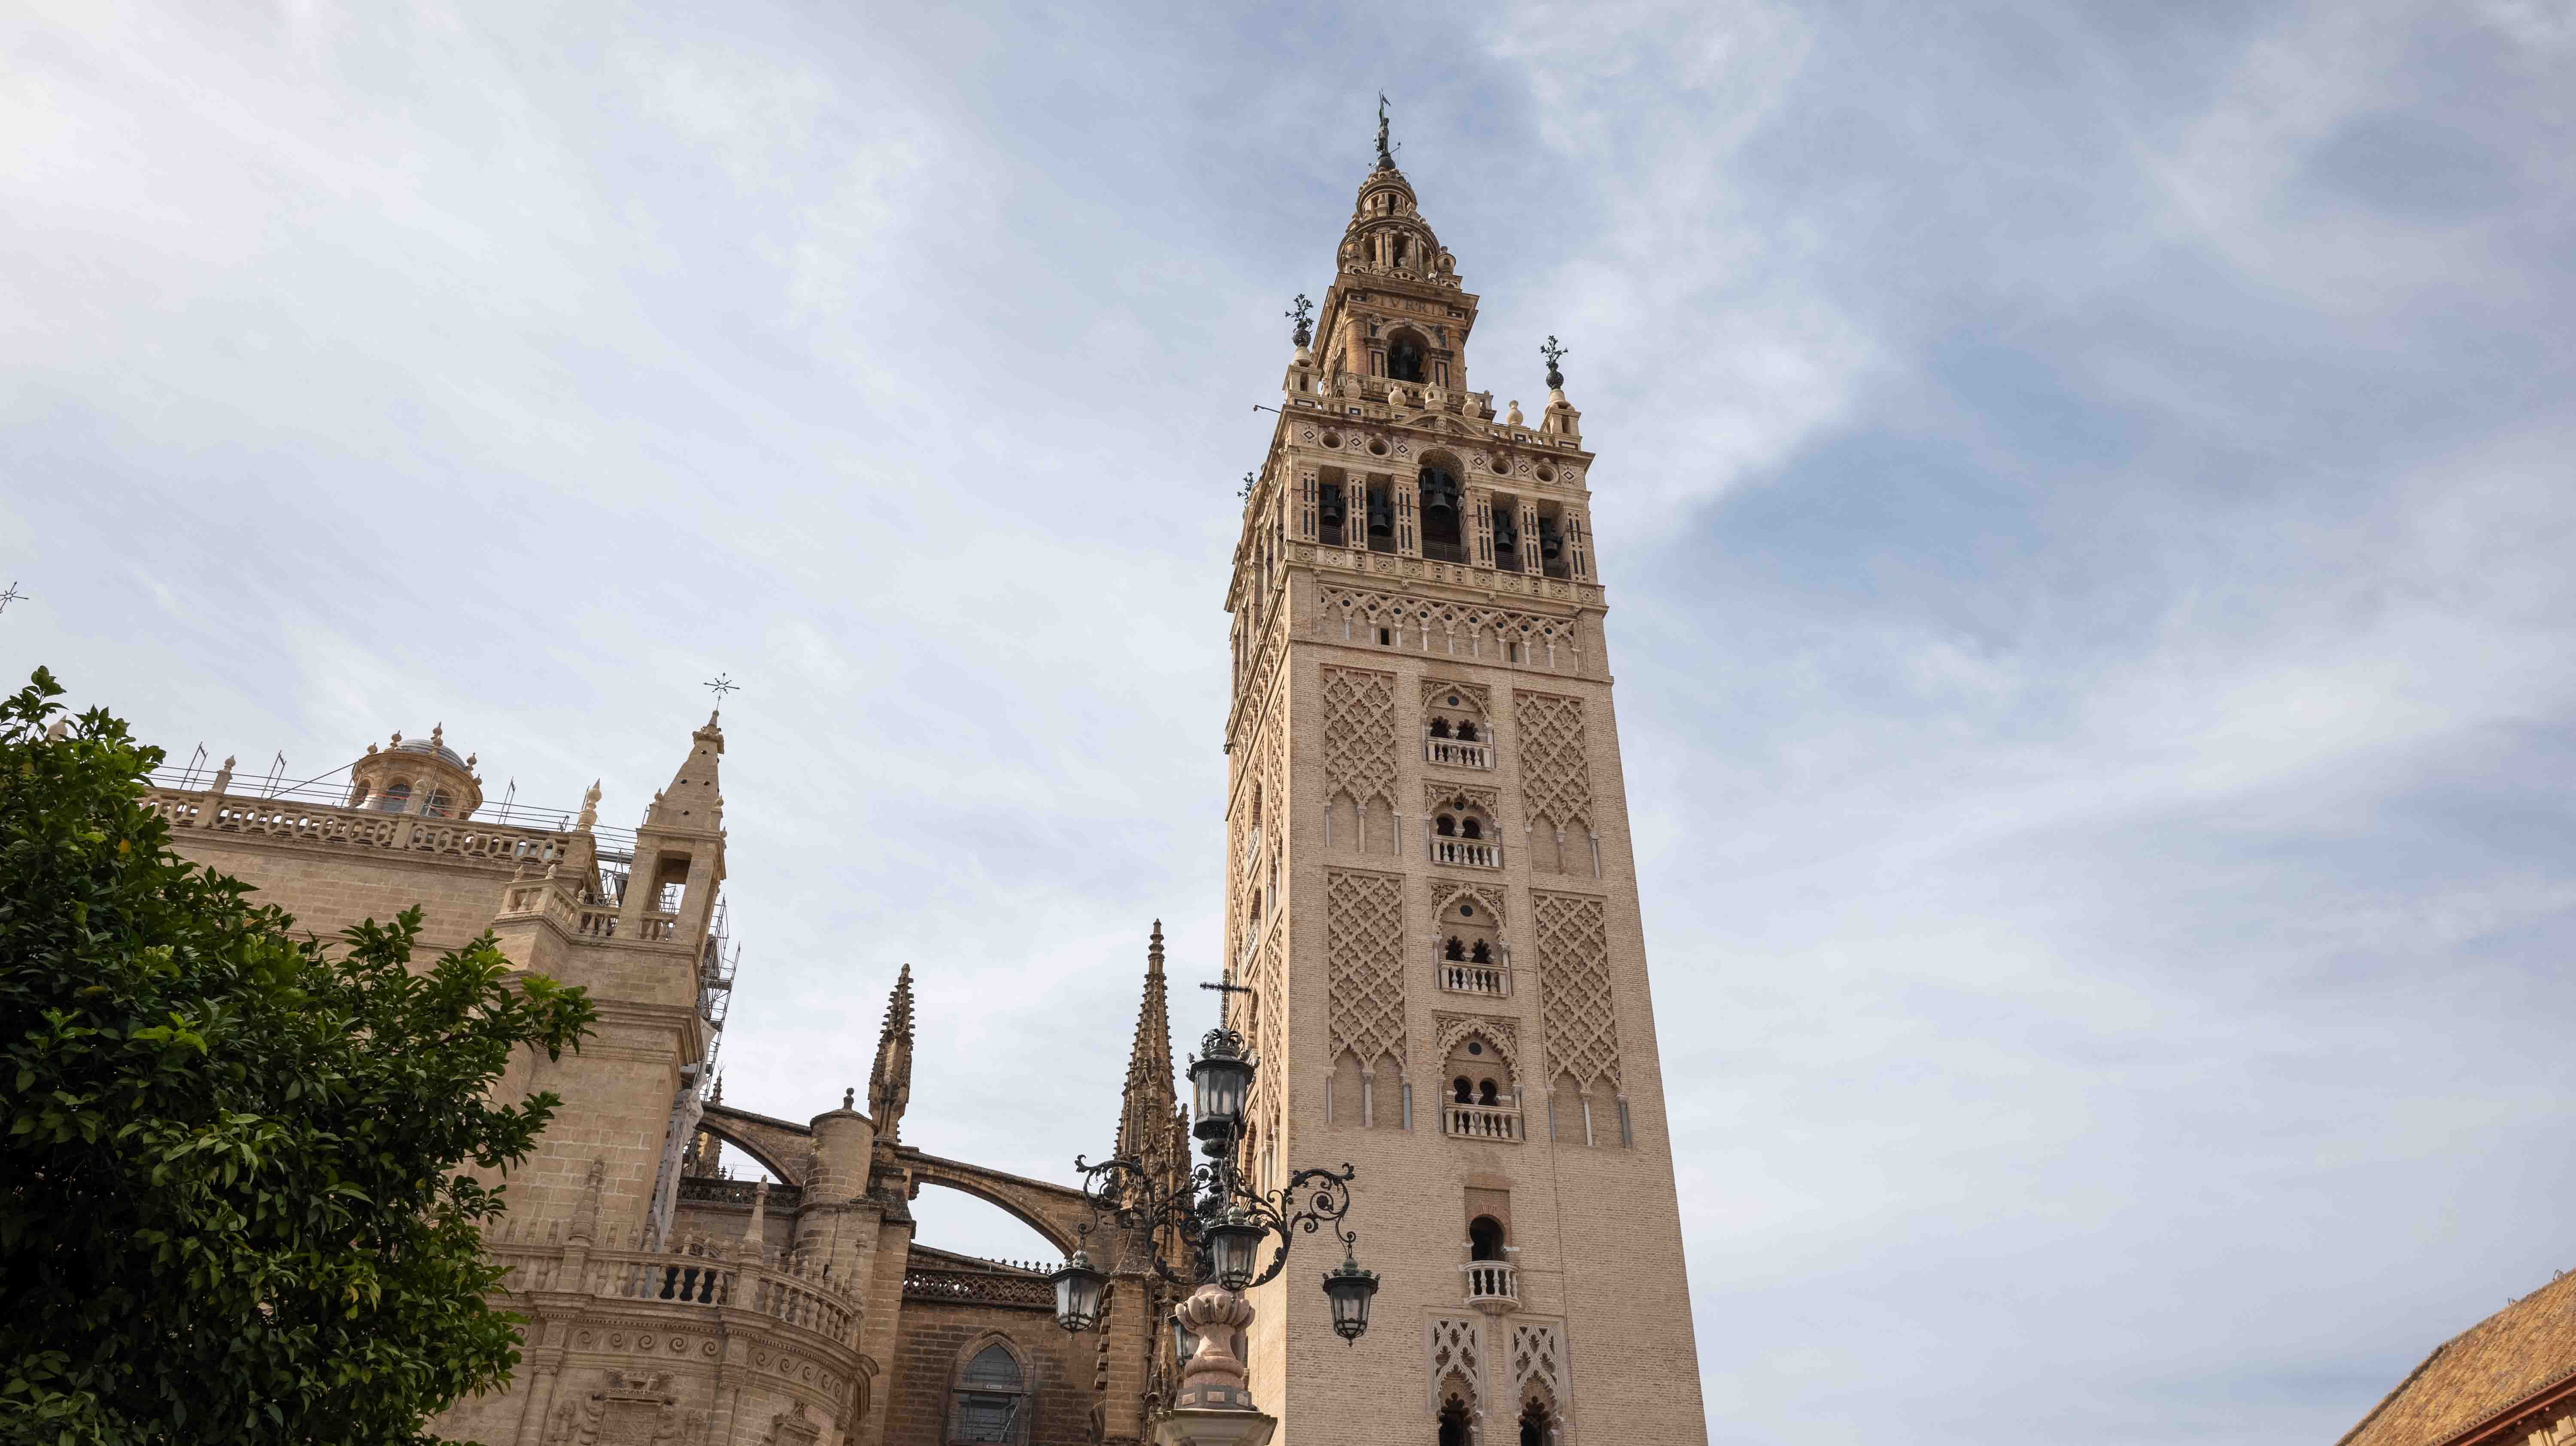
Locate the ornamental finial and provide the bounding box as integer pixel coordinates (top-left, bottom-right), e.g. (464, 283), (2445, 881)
(1287, 293), (1313, 349)
(1541, 335), (1568, 390)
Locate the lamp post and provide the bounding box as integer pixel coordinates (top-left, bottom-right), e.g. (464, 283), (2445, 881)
(1050, 1025), (1378, 1446)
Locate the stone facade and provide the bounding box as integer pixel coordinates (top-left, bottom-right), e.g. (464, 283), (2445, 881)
(1218, 148), (1709, 1446)
(152, 721), (1187, 1446)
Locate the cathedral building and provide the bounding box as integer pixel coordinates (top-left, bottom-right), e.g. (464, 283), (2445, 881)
(142, 128), (1707, 1446)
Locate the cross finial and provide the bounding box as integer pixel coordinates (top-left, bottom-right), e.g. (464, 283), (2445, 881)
(705, 674), (738, 702)
(0, 581), (24, 614)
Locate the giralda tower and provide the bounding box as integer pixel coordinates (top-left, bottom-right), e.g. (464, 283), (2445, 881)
(1219, 114), (1709, 1446)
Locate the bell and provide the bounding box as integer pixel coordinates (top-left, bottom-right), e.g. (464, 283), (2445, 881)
(1367, 497), (1393, 536)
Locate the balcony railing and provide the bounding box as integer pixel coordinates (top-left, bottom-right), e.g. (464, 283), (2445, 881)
(485, 1235), (860, 1349)
(1463, 1260), (1520, 1312)
(676, 1176), (804, 1211)
(1443, 1103), (1521, 1141)
(903, 1266), (1054, 1311)
(1429, 838), (1504, 870)
(1424, 737), (1493, 770)
(1439, 962), (1511, 998)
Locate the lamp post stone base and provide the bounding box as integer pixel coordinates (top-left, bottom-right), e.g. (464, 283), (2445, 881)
(1152, 1407), (1279, 1446)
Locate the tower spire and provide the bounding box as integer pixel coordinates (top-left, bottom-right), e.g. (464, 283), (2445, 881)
(867, 963), (914, 1142)
(1114, 922), (1180, 1173)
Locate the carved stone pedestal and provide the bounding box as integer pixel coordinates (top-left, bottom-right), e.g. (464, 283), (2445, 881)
(1152, 1407), (1279, 1446)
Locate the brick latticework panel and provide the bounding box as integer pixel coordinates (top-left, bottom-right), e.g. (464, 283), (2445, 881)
(1427, 1316), (1485, 1414)
(1533, 892), (1619, 1091)
(1513, 691), (1595, 832)
(1510, 1321), (1571, 1416)
(1317, 584), (1583, 665)
(1319, 665), (1399, 808)
(1325, 870), (1407, 1069)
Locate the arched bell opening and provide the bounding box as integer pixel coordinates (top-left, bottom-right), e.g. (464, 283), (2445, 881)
(1419, 465), (1464, 561)
(1387, 327), (1429, 383)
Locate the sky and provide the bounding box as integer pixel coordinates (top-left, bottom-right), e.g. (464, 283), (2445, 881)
(5, 1), (2575, 1442)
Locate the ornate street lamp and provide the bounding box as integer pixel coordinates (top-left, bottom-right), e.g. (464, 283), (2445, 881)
(1322, 1249), (1379, 1344)
(1050, 1246), (1109, 1333)
(1187, 1030), (1255, 1153)
(1051, 1020), (1375, 1441)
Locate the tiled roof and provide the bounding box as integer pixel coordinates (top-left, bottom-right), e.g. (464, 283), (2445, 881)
(2341, 1269), (2576, 1446)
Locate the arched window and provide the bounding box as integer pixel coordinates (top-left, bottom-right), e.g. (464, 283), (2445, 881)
(1438, 1396), (1472, 1446)
(1388, 331), (1427, 383)
(1520, 1398), (1552, 1446)
(1461, 817), (1482, 840)
(1452, 1076), (1472, 1105)
(1469, 940), (1491, 964)
(1456, 720), (1479, 742)
(376, 780), (412, 814)
(950, 1342), (1026, 1444)
(1436, 815), (1457, 837)
(423, 790), (452, 818)
(347, 781), (371, 808)
(1445, 937), (1466, 962)
(1469, 1215), (1506, 1261)
(1478, 1079), (1499, 1106)
(1429, 718), (1452, 739)
(1419, 467), (1462, 553)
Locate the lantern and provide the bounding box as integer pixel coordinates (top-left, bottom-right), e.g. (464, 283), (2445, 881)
(1322, 1249), (1379, 1343)
(1050, 1250), (1108, 1334)
(1206, 1207), (1267, 1294)
(1169, 1311), (1201, 1366)
(1189, 1031), (1255, 1155)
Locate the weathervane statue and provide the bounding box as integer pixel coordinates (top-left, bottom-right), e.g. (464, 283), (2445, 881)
(1375, 93), (1394, 170)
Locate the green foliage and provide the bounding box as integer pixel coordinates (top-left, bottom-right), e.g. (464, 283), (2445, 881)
(0, 669), (598, 1446)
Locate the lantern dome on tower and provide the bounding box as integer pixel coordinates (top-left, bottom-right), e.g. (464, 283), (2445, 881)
(347, 723), (483, 818)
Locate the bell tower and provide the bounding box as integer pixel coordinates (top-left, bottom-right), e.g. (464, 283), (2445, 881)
(1221, 110), (1708, 1446)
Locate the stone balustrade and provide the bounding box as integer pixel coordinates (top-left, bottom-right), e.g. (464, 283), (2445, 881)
(484, 1231), (861, 1349)
(1424, 736), (1493, 769)
(1438, 960), (1511, 999)
(676, 1176), (804, 1210)
(1429, 837), (1504, 870)
(1462, 1260), (1520, 1313)
(1443, 1102), (1520, 1141)
(144, 787), (574, 867)
(902, 1266), (1054, 1311)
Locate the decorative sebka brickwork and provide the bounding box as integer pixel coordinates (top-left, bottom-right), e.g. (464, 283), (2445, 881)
(1319, 665), (1400, 810)
(1509, 1322), (1571, 1420)
(1428, 881), (1508, 925)
(1532, 891), (1619, 1092)
(1317, 585), (1581, 667)
(1428, 1316), (1485, 1414)
(1432, 1011), (1521, 1078)
(1325, 870), (1406, 1070)
(1513, 692), (1595, 833)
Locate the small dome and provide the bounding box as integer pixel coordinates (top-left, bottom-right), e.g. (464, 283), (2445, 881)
(392, 738), (466, 767)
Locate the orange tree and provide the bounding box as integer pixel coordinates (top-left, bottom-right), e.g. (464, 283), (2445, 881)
(0, 669), (595, 1445)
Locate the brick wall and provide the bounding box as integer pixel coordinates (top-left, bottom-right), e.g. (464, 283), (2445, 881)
(882, 1300), (1097, 1446)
